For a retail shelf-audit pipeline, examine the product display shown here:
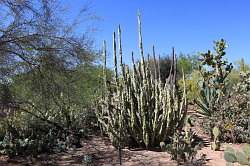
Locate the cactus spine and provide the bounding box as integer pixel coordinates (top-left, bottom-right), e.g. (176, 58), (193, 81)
(97, 13), (187, 148)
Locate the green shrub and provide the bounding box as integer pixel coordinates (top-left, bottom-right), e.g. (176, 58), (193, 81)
(195, 39), (233, 118)
(162, 118), (204, 165)
(219, 71), (250, 143)
(0, 104), (97, 157)
(179, 70), (201, 101)
(198, 69), (250, 143)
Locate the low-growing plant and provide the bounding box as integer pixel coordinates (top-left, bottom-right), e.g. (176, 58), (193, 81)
(219, 71), (250, 143)
(161, 118), (204, 165)
(201, 71), (250, 143)
(224, 144), (250, 165)
(211, 126), (220, 151)
(0, 103), (96, 157)
(0, 128), (67, 157)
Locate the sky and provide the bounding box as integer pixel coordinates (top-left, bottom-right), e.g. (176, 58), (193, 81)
(63, 0), (250, 66)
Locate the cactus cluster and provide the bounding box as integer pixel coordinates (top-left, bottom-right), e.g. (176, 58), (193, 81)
(195, 39), (233, 117)
(163, 118), (201, 163)
(224, 144), (250, 165)
(96, 14), (187, 148)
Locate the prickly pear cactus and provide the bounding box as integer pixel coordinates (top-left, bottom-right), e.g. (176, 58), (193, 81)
(224, 144), (250, 165)
(211, 126), (220, 151)
(212, 126), (220, 139)
(195, 39), (233, 117)
(224, 147), (237, 163)
(242, 144), (250, 156)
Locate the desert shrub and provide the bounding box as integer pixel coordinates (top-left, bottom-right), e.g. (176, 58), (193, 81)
(0, 0), (102, 157)
(0, 128), (66, 157)
(0, 95), (99, 157)
(201, 72), (250, 143)
(0, 112), (64, 156)
(194, 39), (233, 141)
(218, 72), (250, 143)
(0, 53), (103, 157)
(179, 70), (201, 101)
(195, 39), (233, 118)
(161, 118), (204, 165)
(147, 55), (172, 83)
(227, 58), (250, 89)
(195, 39), (250, 143)
(0, 66), (101, 157)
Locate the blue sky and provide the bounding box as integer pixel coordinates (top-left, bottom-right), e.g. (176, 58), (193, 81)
(63, 0), (250, 65)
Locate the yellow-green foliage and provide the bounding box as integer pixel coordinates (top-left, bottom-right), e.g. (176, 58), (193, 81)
(179, 70), (201, 101)
(228, 58), (250, 87)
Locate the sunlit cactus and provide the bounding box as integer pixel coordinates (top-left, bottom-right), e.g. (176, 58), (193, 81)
(211, 126), (220, 151)
(96, 13), (187, 148)
(195, 39), (233, 117)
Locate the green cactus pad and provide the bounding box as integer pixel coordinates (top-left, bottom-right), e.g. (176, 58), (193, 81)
(211, 142), (220, 151)
(212, 126), (220, 138)
(226, 163), (234, 166)
(225, 146), (235, 154)
(236, 151), (249, 165)
(242, 144), (250, 156)
(224, 151), (237, 163)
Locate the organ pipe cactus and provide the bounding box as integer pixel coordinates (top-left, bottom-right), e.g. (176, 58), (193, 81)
(96, 13), (187, 148)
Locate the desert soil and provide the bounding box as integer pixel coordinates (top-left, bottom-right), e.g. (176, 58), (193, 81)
(0, 105), (244, 166)
(0, 135), (244, 166)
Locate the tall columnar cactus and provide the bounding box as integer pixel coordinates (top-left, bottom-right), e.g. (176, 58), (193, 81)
(96, 14), (187, 148)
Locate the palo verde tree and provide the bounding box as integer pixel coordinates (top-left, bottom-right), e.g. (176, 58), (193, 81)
(0, 0), (97, 120)
(0, 0), (101, 156)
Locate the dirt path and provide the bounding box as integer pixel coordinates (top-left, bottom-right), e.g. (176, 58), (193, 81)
(0, 135), (244, 166)
(0, 136), (177, 166)
(187, 105), (243, 166)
